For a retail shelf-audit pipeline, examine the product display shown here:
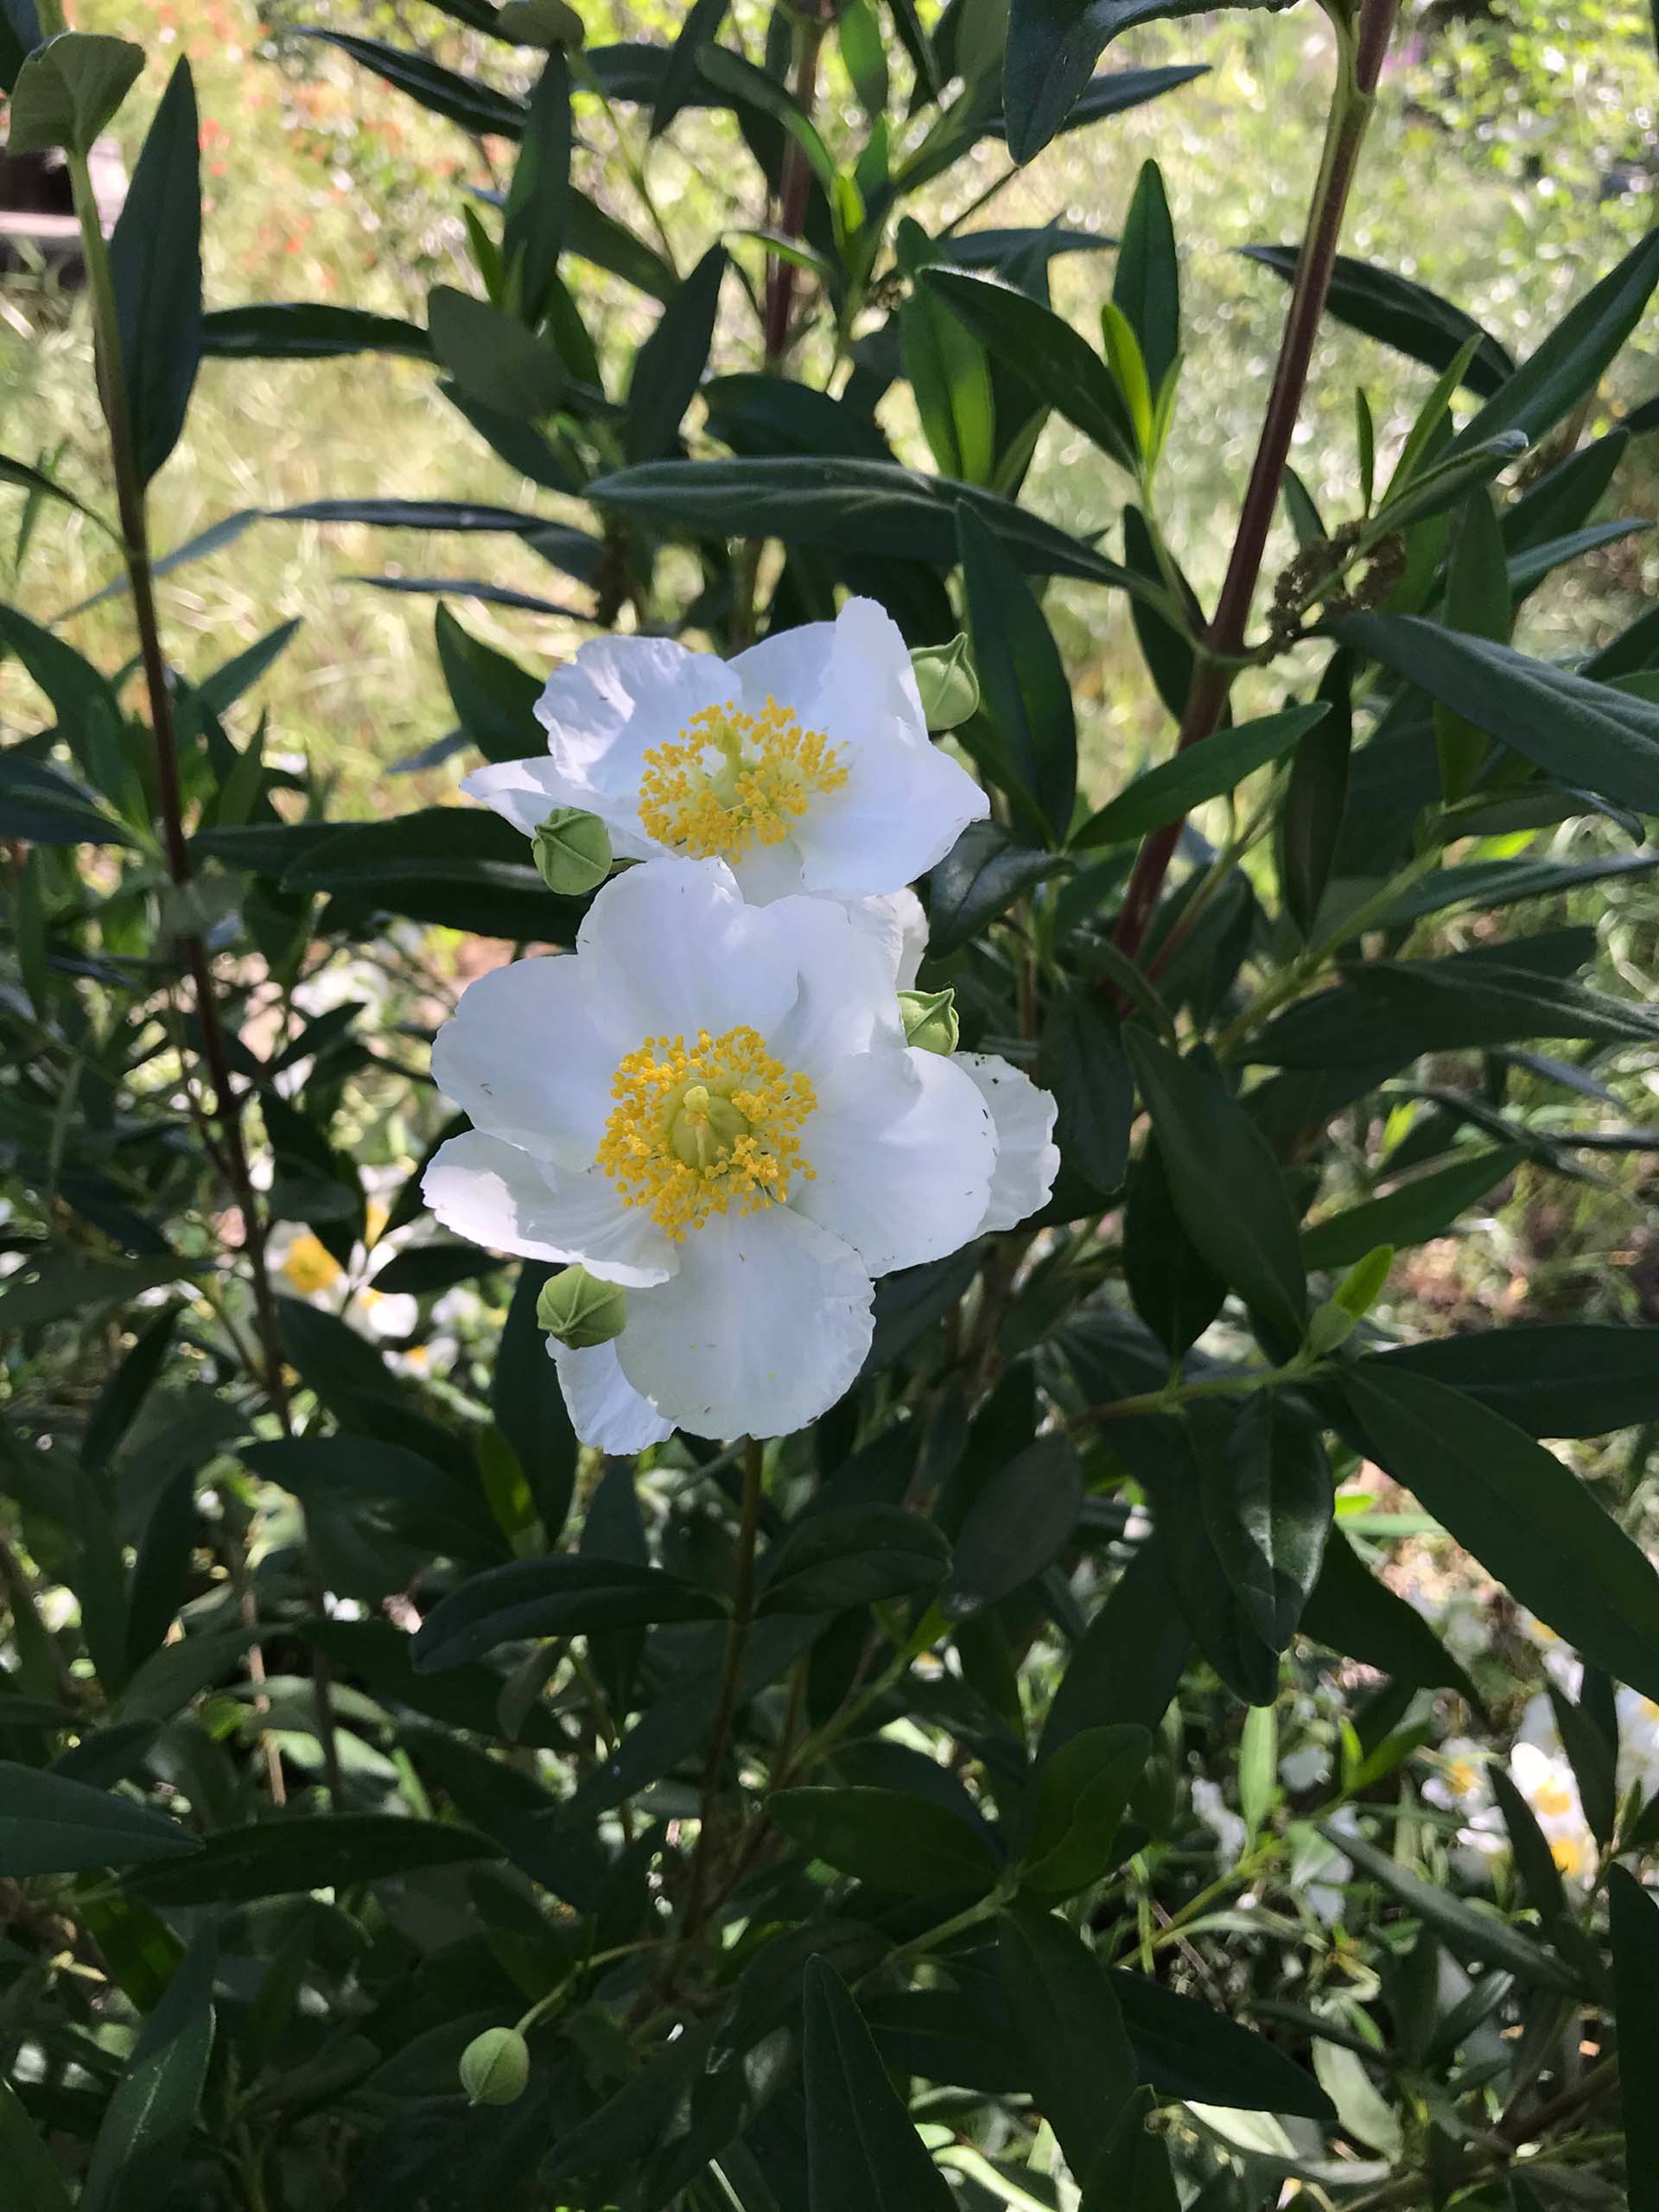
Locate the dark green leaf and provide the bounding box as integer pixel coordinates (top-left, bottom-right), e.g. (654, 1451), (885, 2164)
(81, 1929), (216, 2212)
(125, 1815), (499, 1904)
(803, 1958), (953, 2211)
(1455, 223), (1659, 454)
(923, 266), (1136, 470)
(6, 31), (143, 156)
(1016, 1724), (1149, 1897)
(901, 270), (996, 485)
(0, 2080), (73, 2212)
(1331, 1824), (1573, 1987)
(651, 0), (726, 136)
(244, 1434), (506, 1599)
(1114, 160), (1178, 397)
(1377, 1324), (1659, 1439)
(1075, 703), (1325, 849)
(0, 1762), (197, 1875)
(434, 603), (543, 763)
(957, 503), (1077, 834)
(1240, 247), (1513, 394)
(626, 244), (726, 463)
(109, 59), (201, 482)
(0, 753), (136, 846)
(770, 1787), (999, 1897)
(1204, 1392), (1330, 1651)
(200, 302), (433, 360)
(503, 48), (569, 323)
(999, 1909), (1138, 2176)
(1124, 1032), (1306, 1343)
(1610, 1866), (1659, 2212)
(413, 1554), (723, 1669)
(1301, 1146), (1523, 1273)
(427, 286), (566, 419)
(1043, 984), (1134, 1197)
(1342, 1361), (1659, 1701)
(759, 1505), (950, 1616)
(588, 456), (1139, 587)
(283, 806), (585, 940)
(942, 1434), (1084, 1620)
(1110, 1971), (1335, 2117)
(1081, 2088), (1178, 2212)
(1491, 1764), (1571, 1931)
(492, 1261), (578, 1536)
(1037, 1529), (1191, 1760)
(925, 821), (1067, 955)
(298, 29), (524, 137)
(1122, 1136), (1225, 1356)
(1001, 0), (1276, 162)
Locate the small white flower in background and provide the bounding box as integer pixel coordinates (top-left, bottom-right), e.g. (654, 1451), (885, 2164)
(270, 1190), (418, 1344)
(465, 599), (988, 905)
(423, 857), (1057, 1448)
(1191, 1776), (1248, 1866)
(1509, 1737), (1594, 1883)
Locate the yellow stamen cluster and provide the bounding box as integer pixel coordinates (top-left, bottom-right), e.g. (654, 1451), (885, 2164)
(282, 1233), (343, 1296)
(637, 696), (847, 859)
(595, 1026), (817, 1239)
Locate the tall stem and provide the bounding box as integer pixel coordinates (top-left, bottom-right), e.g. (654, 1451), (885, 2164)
(50, 37), (342, 1807)
(1109, 0), (1400, 979)
(676, 1438), (766, 1955)
(762, 6), (831, 360)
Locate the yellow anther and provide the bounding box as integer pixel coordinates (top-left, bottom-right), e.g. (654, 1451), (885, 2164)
(595, 1025), (817, 1240)
(638, 695), (848, 859)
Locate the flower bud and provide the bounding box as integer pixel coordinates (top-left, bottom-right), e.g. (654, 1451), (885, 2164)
(898, 988), (960, 1056)
(537, 1264), (627, 1349)
(496, 0), (584, 48)
(910, 634), (979, 731)
(459, 2026), (530, 2106)
(531, 807), (611, 896)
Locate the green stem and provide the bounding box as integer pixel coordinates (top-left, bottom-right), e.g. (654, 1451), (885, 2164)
(1069, 1352), (1329, 1432)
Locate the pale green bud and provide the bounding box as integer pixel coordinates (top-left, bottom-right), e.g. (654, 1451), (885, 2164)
(531, 806), (611, 896)
(898, 988), (960, 1056)
(537, 1264), (626, 1349)
(910, 634), (979, 731)
(1334, 1243), (1394, 1319)
(459, 2025), (530, 2106)
(496, 0), (584, 48)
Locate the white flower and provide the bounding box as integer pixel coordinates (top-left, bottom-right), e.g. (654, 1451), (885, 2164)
(1510, 1735), (1594, 1885)
(269, 1208), (418, 1342)
(423, 858), (1053, 1446)
(464, 600), (988, 904)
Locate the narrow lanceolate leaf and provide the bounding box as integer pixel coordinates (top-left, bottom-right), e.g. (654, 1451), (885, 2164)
(769, 1787), (1000, 1897)
(125, 1815), (499, 1904)
(1015, 1724), (1149, 1898)
(804, 1960), (953, 2211)
(81, 1929), (216, 2212)
(5, 31), (143, 157)
(200, 302), (434, 359)
(957, 503), (1077, 835)
(502, 47), (570, 325)
(1203, 1393), (1330, 1651)
(1339, 612), (1659, 810)
(760, 1504), (950, 1615)
(109, 58), (201, 482)
(1074, 703), (1325, 849)
(297, 29), (525, 137)
(1114, 159), (1179, 397)
(625, 244), (726, 463)
(999, 1910), (1139, 2177)
(1001, 0), (1283, 162)
(1331, 1826), (1573, 1988)
(0, 2080), (73, 2212)
(1300, 1147), (1524, 1274)
(1609, 1866), (1659, 2212)
(926, 821), (1068, 956)
(1239, 247), (1514, 394)
(900, 277), (996, 485)
(1042, 984), (1135, 1197)
(1123, 1032), (1306, 1344)
(922, 266), (1137, 470)
(1300, 1529), (1482, 1707)
(1341, 1361), (1659, 1701)
(0, 1762), (199, 1875)
(1377, 1323), (1659, 1439)
(1453, 223), (1659, 454)
(413, 1555), (724, 1670)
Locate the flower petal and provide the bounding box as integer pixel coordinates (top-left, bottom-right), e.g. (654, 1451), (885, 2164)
(430, 953), (626, 1170)
(846, 887), (928, 989)
(537, 633), (734, 815)
(616, 1205), (873, 1440)
(423, 1130), (674, 1286)
(795, 1047), (997, 1274)
(957, 1052), (1060, 1233)
(790, 599), (989, 897)
(463, 756), (656, 861)
(576, 856), (800, 1043)
(758, 891), (907, 1077)
(554, 1338), (676, 1452)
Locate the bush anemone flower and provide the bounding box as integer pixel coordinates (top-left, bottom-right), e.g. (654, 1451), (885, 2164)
(464, 598), (988, 904)
(423, 858), (1054, 1447)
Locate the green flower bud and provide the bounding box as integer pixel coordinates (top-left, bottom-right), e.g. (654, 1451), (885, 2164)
(496, 0), (584, 48)
(1305, 1300), (1358, 1357)
(459, 2026), (530, 2107)
(910, 634), (980, 731)
(898, 987), (959, 1056)
(537, 1264), (627, 1349)
(531, 807), (612, 896)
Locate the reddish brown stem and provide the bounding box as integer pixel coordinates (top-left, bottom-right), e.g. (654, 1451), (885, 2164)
(1109, 0), (1400, 981)
(762, 9), (831, 361)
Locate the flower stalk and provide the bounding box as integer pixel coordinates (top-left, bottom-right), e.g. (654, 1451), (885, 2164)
(1109, 0), (1402, 982)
